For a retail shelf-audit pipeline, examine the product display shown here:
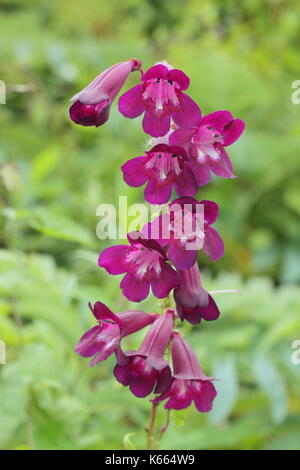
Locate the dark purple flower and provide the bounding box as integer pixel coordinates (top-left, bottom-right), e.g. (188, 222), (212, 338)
(174, 262), (220, 324)
(75, 301), (157, 366)
(121, 143), (197, 205)
(118, 62), (201, 138)
(114, 310), (174, 398)
(170, 110), (245, 185)
(142, 197), (224, 270)
(98, 232), (179, 302)
(154, 332), (217, 411)
(69, 58), (142, 127)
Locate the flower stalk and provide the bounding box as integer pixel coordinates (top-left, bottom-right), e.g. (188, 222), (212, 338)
(70, 57), (245, 448)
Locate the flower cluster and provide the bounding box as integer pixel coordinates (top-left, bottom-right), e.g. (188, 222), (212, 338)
(71, 59), (244, 417)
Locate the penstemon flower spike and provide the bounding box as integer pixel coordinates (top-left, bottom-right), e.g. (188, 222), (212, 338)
(70, 57), (245, 449)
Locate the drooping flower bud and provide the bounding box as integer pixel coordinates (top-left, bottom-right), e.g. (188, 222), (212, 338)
(69, 58), (142, 127)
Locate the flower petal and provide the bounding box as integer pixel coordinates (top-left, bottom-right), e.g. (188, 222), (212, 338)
(171, 93), (201, 128)
(120, 311), (158, 337)
(89, 336), (119, 366)
(121, 156), (148, 187)
(151, 262), (179, 298)
(144, 180), (172, 205)
(168, 69), (190, 90)
(199, 200), (219, 225)
(199, 294), (220, 321)
(98, 245), (129, 274)
(168, 242), (198, 270)
(118, 84), (145, 118)
(75, 326), (102, 357)
(199, 110), (233, 131)
(141, 216), (170, 247)
(129, 375), (156, 398)
(114, 362), (132, 386)
(154, 366), (172, 394)
(177, 306), (202, 325)
(193, 380), (217, 412)
(69, 100), (110, 127)
(120, 273), (150, 302)
(173, 167), (197, 198)
(142, 64), (169, 81)
(223, 118), (245, 146)
(169, 127), (196, 148)
(188, 159), (212, 186)
(127, 231), (166, 257)
(92, 301), (122, 325)
(203, 226), (224, 262)
(142, 111), (170, 138)
(210, 148), (235, 178)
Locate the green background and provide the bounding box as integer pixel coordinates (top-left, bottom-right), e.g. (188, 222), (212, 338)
(1, 0), (300, 450)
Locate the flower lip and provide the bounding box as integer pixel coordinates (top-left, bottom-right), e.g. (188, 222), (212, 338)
(169, 196), (199, 213)
(125, 351), (169, 372)
(170, 197), (219, 225)
(89, 301), (124, 329)
(127, 231), (166, 259)
(142, 64), (190, 91)
(146, 143), (188, 161)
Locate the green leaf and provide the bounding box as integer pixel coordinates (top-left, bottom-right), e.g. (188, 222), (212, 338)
(123, 433), (136, 450)
(29, 208), (95, 247)
(31, 145), (60, 182)
(252, 354), (288, 424)
(209, 356), (238, 424)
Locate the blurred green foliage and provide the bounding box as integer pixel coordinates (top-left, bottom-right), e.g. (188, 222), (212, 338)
(0, 0), (300, 450)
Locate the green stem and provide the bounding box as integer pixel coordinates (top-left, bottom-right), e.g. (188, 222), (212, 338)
(159, 409), (171, 443)
(145, 401), (158, 450)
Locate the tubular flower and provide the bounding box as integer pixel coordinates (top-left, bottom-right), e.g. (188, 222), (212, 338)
(75, 301), (157, 366)
(69, 58), (142, 127)
(170, 110), (245, 185)
(174, 262), (220, 324)
(154, 332), (217, 412)
(118, 62), (201, 137)
(142, 197), (224, 270)
(121, 143), (197, 205)
(114, 310), (174, 398)
(98, 232), (179, 302)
